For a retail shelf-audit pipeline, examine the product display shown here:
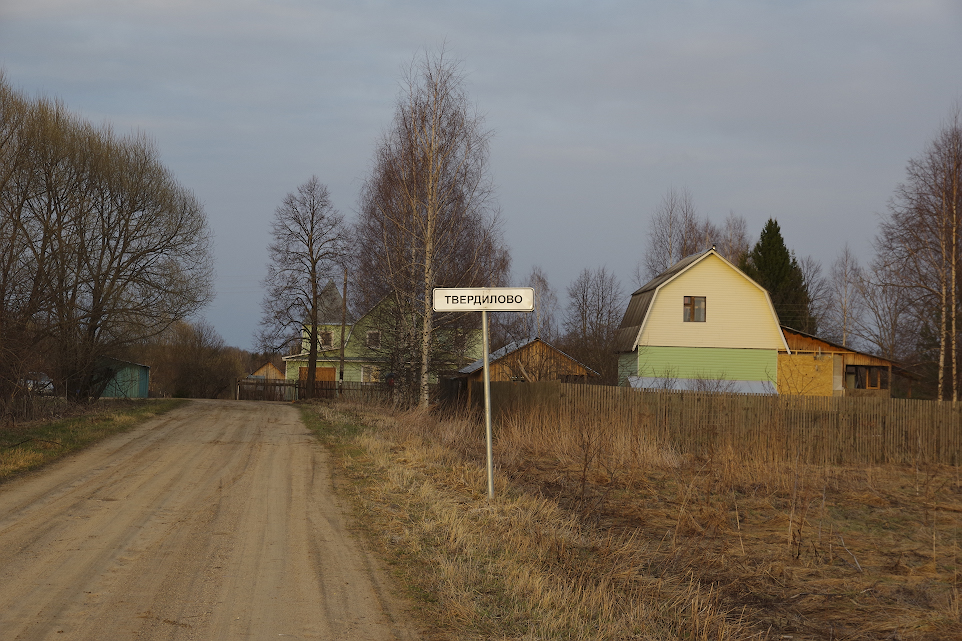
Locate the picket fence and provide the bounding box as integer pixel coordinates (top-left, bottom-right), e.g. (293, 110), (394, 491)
(483, 381), (962, 467)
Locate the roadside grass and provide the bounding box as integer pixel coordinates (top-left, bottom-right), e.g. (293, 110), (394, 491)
(306, 399), (962, 640)
(0, 399), (185, 483)
(302, 401), (757, 640)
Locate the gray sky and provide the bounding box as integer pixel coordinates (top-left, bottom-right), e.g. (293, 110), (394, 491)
(2, 0), (961, 350)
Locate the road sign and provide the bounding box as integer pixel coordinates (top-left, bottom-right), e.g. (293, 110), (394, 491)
(432, 287), (534, 312)
(433, 286), (534, 501)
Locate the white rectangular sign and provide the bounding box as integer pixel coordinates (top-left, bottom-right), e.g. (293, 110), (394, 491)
(433, 287), (534, 312)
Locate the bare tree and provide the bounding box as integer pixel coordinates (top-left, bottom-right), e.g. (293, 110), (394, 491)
(635, 189), (743, 287)
(258, 177), (347, 398)
(354, 47), (509, 406)
(560, 266), (625, 384)
(718, 211), (750, 265)
(799, 255), (831, 336)
(822, 244), (865, 347)
(0, 77), (213, 403)
(495, 265), (558, 345)
(136, 319), (245, 399)
(0, 73), (45, 415)
(854, 259), (915, 363)
(639, 187), (704, 282)
(878, 106), (962, 400)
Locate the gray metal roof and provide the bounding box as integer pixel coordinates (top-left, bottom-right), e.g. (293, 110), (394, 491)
(315, 280), (355, 325)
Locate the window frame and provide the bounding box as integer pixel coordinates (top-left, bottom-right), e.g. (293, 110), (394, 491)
(844, 365), (889, 390)
(365, 330), (381, 349)
(683, 296), (706, 323)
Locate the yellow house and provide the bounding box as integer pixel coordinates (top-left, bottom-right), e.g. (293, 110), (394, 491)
(778, 327), (897, 397)
(613, 247), (789, 393)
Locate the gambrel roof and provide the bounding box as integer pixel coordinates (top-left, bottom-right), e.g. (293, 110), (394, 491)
(612, 247), (789, 354)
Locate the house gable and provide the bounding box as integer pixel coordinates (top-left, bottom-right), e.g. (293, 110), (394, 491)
(638, 252), (787, 351)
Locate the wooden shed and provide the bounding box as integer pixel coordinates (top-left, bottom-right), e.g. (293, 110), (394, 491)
(99, 358), (150, 399)
(778, 327), (898, 397)
(455, 337), (598, 405)
(248, 362), (284, 380)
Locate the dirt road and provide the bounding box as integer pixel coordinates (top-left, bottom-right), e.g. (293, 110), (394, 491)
(0, 400), (416, 640)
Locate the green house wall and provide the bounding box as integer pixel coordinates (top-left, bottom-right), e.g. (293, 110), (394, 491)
(634, 346), (777, 383)
(285, 313), (483, 384)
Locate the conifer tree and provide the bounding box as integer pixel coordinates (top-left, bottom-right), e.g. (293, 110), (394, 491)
(739, 219), (817, 333)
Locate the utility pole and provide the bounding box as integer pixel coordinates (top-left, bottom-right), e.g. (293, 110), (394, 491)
(338, 268), (347, 397)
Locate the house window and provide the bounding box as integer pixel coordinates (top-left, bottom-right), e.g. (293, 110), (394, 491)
(683, 296), (706, 322)
(362, 366), (380, 382)
(319, 331), (333, 349)
(845, 365), (889, 390)
(366, 330), (381, 349)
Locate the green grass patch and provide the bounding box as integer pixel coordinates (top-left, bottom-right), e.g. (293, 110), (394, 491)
(0, 399), (186, 483)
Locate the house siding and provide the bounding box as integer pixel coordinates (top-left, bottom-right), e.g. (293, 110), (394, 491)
(638, 254), (785, 351)
(618, 352), (637, 387)
(637, 346), (777, 383)
(777, 353), (835, 396)
(285, 356), (367, 383)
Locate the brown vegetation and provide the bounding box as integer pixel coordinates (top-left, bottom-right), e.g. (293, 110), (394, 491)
(307, 398), (962, 640)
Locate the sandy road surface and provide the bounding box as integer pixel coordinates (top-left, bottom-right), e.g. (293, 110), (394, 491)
(0, 400), (416, 640)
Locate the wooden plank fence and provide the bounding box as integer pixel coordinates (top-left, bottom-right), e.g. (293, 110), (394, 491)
(480, 381), (962, 467)
(236, 379), (393, 404)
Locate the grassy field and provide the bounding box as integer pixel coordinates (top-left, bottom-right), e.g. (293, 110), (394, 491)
(0, 398), (186, 483)
(304, 400), (962, 640)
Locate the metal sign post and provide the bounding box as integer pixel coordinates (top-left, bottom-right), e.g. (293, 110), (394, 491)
(433, 287), (534, 500)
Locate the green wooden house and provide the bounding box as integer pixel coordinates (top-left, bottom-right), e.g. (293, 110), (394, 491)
(282, 282), (482, 385)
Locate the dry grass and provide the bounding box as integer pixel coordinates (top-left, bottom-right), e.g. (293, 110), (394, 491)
(305, 402), (760, 639)
(0, 399), (185, 482)
(305, 398), (962, 640)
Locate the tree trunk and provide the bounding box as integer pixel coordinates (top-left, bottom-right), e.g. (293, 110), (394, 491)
(952, 191), (958, 403)
(305, 280), (318, 400)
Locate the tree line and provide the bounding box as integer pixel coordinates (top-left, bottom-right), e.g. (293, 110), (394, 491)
(259, 48), (961, 403)
(0, 73), (224, 417)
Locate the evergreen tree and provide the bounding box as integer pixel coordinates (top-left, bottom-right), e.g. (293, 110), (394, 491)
(739, 219), (817, 333)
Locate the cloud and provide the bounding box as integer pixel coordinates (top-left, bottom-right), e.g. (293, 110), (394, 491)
(3, 0), (962, 347)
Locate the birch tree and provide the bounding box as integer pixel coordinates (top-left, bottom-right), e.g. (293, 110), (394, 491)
(639, 187), (706, 282)
(635, 190), (748, 286)
(495, 265), (559, 345)
(355, 48), (509, 406)
(855, 259), (914, 363)
(878, 107), (962, 400)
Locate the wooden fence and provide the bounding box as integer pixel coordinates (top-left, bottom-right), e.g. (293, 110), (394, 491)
(236, 379), (392, 404)
(480, 381), (962, 467)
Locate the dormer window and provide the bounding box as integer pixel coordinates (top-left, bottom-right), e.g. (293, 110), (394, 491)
(366, 330), (381, 349)
(683, 296), (706, 322)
